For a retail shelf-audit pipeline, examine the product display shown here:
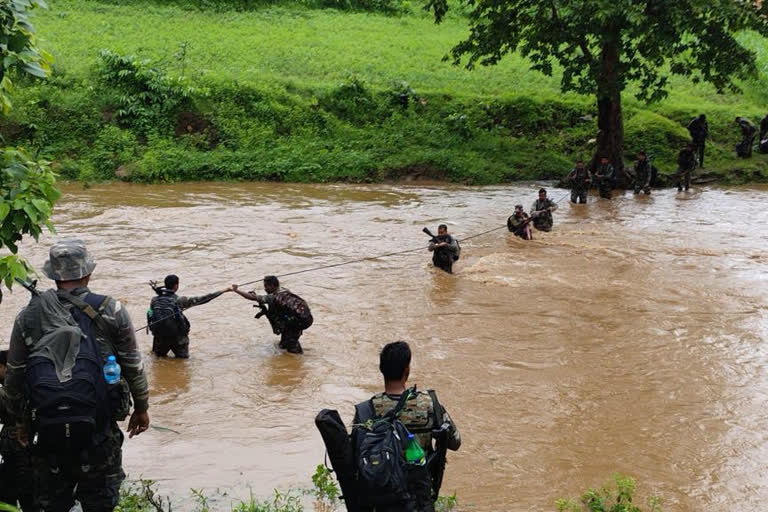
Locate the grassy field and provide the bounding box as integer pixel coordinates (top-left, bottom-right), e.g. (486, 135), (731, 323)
(3, 0), (768, 184)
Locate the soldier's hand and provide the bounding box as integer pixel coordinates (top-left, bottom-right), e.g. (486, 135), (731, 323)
(231, 284), (239, 292)
(127, 410), (150, 438)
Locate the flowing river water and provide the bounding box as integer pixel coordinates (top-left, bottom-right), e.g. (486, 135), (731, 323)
(2, 182), (768, 511)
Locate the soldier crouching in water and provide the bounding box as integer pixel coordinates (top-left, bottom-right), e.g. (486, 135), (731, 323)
(427, 224), (459, 274)
(232, 276), (313, 354)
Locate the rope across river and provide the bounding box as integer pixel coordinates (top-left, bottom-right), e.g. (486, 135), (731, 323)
(133, 192), (570, 333)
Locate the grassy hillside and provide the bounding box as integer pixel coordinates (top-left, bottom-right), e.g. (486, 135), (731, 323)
(4, 0), (768, 184)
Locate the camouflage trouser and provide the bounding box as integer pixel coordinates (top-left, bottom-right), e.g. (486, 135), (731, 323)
(533, 216), (553, 232)
(633, 180), (651, 195)
(598, 181), (612, 199)
(152, 335), (190, 358)
(693, 139), (705, 167)
(676, 170), (692, 191)
(33, 424), (125, 512)
(279, 326), (304, 354)
(432, 249), (454, 274)
(570, 187), (587, 204)
(0, 438), (36, 511)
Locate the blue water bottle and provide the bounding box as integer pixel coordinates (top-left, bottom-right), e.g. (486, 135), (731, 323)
(103, 355), (121, 385)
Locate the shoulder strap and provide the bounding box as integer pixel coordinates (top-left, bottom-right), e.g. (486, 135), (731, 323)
(427, 389), (445, 424)
(57, 290), (117, 353)
(354, 399), (377, 425)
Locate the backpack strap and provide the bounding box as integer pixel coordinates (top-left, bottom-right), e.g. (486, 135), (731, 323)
(57, 290), (118, 355)
(355, 386), (416, 425)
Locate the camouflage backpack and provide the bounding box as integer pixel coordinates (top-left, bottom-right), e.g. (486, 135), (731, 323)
(273, 290), (313, 330)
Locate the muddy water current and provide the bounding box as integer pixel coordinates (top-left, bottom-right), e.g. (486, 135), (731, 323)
(2, 182), (768, 511)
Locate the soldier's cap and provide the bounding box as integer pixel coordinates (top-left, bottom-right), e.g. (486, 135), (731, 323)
(515, 204), (524, 210)
(43, 239), (97, 282)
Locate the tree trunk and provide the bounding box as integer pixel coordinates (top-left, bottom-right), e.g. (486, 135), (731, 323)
(592, 37), (627, 187)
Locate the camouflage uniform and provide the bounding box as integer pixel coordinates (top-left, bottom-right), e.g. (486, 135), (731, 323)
(530, 199), (558, 232)
(507, 213), (532, 240)
(737, 118), (756, 158)
(676, 148), (697, 191)
(428, 235), (459, 274)
(0, 388), (35, 511)
(633, 159), (652, 195)
(253, 288), (305, 354)
(687, 116), (708, 167)
(566, 167), (591, 204)
(594, 163), (614, 199)
(357, 390), (461, 512)
(150, 289), (224, 358)
(4, 240), (149, 512)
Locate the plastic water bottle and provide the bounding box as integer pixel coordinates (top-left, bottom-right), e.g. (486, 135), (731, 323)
(404, 433), (426, 465)
(103, 355), (121, 385)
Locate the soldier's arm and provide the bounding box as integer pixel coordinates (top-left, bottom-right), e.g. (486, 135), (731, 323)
(446, 237), (459, 254)
(439, 407), (461, 451)
(4, 316), (29, 423)
(111, 300), (150, 413)
(177, 289), (227, 310)
(549, 200), (558, 212)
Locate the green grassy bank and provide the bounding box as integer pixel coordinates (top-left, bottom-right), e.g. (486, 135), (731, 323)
(3, 0), (768, 184)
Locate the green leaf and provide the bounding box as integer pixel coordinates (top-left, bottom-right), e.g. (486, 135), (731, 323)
(0, 202), (10, 222)
(22, 61), (48, 78)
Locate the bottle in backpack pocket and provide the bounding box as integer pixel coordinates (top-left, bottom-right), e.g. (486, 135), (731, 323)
(404, 432), (426, 466)
(103, 355), (121, 385)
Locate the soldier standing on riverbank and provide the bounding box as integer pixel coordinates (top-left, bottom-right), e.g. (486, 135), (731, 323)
(735, 116), (756, 158)
(4, 239), (150, 511)
(687, 114), (709, 168)
(530, 188), (558, 232)
(566, 160), (591, 204)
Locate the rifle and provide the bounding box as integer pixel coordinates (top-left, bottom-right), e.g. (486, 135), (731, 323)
(14, 277), (40, 296)
(423, 227), (439, 244)
(429, 422), (451, 499)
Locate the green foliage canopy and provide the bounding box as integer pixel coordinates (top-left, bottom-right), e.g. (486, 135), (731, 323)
(0, 0), (58, 300)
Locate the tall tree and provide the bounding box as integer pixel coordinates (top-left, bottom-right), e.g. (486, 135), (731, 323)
(0, 0), (58, 302)
(425, 0), (768, 183)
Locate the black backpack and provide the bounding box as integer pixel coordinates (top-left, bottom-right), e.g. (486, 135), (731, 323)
(352, 390), (414, 509)
(148, 292), (190, 338)
(24, 292), (114, 462)
(273, 290), (314, 330)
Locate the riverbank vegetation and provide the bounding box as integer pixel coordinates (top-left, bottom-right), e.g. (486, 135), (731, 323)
(2, 0), (768, 185)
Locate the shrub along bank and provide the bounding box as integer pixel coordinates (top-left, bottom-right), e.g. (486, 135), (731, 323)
(3, 1), (768, 185)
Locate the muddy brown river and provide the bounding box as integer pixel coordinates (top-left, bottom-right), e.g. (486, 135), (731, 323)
(2, 182), (768, 511)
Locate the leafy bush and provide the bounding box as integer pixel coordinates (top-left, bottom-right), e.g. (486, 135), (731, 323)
(624, 111), (690, 169)
(556, 474), (663, 512)
(319, 75), (383, 125)
(86, 125), (136, 179)
(96, 50), (194, 135)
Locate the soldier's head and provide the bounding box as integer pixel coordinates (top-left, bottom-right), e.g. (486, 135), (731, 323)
(264, 275), (280, 294)
(600, 156), (609, 165)
(735, 116), (742, 124)
(43, 239), (96, 291)
(699, 114), (706, 121)
(380, 341), (411, 385)
(538, 188), (547, 200)
(437, 224), (448, 236)
(164, 274), (180, 292)
(637, 151), (646, 161)
(515, 204), (524, 217)
(0, 350), (7, 382)
(686, 142), (694, 150)
(576, 160), (584, 169)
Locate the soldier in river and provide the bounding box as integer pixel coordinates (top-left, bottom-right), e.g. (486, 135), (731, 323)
(507, 205), (533, 240)
(0, 350), (35, 511)
(593, 156), (614, 199)
(232, 276), (312, 354)
(735, 116), (757, 158)
(148, 275), (233, 358)
(687, 114), (709, 168)
(351, 341), (461, 512)
(4, 239), (150, 511)
(530, 188), (558, 232)
(566, 160), (591, 204)
(633, 151), (652, 195)
(676, 143), (697, 192)
(427, 224), (460, 274)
